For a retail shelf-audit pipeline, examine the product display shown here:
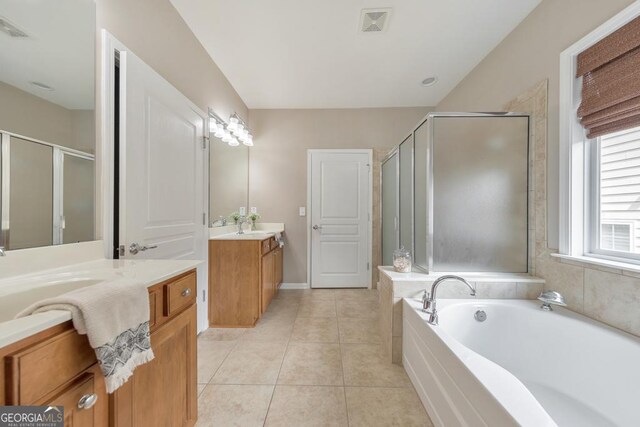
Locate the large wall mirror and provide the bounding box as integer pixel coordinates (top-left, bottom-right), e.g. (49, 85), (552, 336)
(0, 0), (96, 250)
(209, 136), (249, 226)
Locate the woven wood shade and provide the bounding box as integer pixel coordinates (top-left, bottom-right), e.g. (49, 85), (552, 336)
(577, 16), (640, 139)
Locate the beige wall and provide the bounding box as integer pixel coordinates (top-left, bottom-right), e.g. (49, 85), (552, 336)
(0, 81), (94, 153)
(436, 0), (635, 250)
(96, 0), (247, 121)
(248, 107), (433, 284)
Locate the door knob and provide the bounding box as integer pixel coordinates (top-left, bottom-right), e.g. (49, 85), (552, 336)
(129, 243), (158, 255)
(312, 225), (322, 230)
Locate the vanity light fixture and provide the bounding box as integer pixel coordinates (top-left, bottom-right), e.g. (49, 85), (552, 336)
(208, 109), (254, 147)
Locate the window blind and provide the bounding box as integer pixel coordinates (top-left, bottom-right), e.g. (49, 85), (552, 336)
(577, 16), (640, 139)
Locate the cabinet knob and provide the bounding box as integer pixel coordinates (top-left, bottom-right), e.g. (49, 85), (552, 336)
(182, 288), (191, 297)
(78, 393), (98, 410)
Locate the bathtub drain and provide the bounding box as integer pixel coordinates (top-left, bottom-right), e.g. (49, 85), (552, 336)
(474, 310), (487, 322)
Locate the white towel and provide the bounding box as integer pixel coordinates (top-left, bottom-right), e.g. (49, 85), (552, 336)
(275, 232), (285, 248)
(16, 278), (154, 393)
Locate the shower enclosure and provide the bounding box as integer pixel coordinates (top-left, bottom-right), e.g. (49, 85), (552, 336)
(381, 112), (529, 273)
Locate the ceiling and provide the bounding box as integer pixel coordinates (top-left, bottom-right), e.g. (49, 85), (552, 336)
(0, 0), (95, 110)
(170, 0), (541, 109)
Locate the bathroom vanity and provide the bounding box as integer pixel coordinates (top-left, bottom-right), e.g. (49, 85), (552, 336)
(209, 229), (284, 327)
(0, 256), (200, 427)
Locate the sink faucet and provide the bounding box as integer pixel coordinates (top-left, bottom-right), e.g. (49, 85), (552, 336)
(422, 275), (476, 326)
(237, 216), (250, 234)
(210, 216), (227, 227)
(0, 246), (5, 257)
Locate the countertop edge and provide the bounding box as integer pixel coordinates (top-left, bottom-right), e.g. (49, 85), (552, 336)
(0, 259), (202, 350)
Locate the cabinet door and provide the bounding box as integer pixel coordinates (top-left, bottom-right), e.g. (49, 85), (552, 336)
(43, 366), (108, 427)
(113, 304), (197, 427)
(261, 251), (274, 313)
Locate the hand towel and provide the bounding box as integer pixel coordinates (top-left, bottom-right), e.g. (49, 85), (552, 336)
(16, 278), (154, 393)
(275, 232), (285, 248)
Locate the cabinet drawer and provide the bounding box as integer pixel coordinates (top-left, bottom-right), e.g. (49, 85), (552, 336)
(164, 272), (196, 317)
(45, 371), (102, 426)
(6, 328), (96, 404)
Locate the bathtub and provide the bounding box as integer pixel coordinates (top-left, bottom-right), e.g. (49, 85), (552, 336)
(402, 298), (640, 427)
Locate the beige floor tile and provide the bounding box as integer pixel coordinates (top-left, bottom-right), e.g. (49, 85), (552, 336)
(265, 385), (348, 427)
(212, 341), (287, 384)
(197, 384), (274, 427)
(338, 318), (381, 344)
(199, 328), (247, 341)
(197, 340), (237, 383)
(274, 290), (306, 300)
(337, 299), (379, 319)
(345, 387), (432, 427)
(297, 299), (337, 317)
(240, 318), (294, 342)
(197, 384), (206, 396)
(333, 289), (379, 301)
(291, 316), (339, 342)
(341, 344), (411, 387)
(278, 342), (343, 386)
(300, 289), (336, 301)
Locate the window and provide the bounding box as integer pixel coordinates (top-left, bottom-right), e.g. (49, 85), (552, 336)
(600, 223), (631, 252)
(592, 128), (640, 256)
(559, 3), (640, 268)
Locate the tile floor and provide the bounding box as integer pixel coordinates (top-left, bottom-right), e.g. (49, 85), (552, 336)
(196, 289), (433, 427)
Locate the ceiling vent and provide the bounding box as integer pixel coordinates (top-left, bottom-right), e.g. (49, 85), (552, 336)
(0, 16), (29, 38)
(360, 8), (391, 33)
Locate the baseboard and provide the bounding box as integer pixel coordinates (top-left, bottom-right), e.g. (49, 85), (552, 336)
(280, 282), (310, 290)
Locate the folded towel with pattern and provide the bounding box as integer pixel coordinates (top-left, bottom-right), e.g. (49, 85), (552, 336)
(16, 278), (154, 393)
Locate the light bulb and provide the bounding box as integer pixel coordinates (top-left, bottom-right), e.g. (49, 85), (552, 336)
(214, 127), (225, 138)
(209, 120), (218, 133)
(228, 121), (237, 132)
(229, 115), (239, 125)
(222, 130), (232, 142)
(243, 135), (254, 146)
(229, 137), (240, 146)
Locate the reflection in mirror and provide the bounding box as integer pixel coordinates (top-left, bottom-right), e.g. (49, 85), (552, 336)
(209, 140), (249, 226)
(0, 0), (95, 250)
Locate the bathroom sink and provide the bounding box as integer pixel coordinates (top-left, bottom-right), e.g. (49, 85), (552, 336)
(0, 278), (104, 323)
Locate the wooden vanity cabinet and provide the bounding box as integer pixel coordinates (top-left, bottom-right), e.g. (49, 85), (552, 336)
(210, 235), (284, 327)
(0, 269), (198, 427)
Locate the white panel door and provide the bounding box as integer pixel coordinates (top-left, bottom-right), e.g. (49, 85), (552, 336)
(119, 49), (207, 326)
(309, 150), (371, 288)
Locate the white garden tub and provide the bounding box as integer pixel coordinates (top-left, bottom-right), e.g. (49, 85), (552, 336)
(403, 298), (640, 427)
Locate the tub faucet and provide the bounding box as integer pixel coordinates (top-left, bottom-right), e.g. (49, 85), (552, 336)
(422, 275), (476, 326)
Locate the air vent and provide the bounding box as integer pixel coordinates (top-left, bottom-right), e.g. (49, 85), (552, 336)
(0, 16), (29, 38)
(360, 8), (391, 33)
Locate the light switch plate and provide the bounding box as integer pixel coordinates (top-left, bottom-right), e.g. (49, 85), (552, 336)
(250, 207), (257, 214)
(239, 207), (246, 216)
(299, 207), (306, 216)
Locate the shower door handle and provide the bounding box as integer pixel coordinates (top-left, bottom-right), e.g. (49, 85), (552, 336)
(312, 225), (322, 230)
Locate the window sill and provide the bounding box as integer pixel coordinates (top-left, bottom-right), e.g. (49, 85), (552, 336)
(551, 253), (640, 275)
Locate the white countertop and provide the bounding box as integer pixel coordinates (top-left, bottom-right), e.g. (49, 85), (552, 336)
(0, 258), (201, 349)
(378, 266), (545, 283)
(209, 222), (285, 240)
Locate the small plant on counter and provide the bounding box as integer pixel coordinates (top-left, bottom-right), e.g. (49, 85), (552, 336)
(230, 212), (241, 224)
(249, 213), (261, 230)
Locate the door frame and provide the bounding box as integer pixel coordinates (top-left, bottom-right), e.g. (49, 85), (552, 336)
(100, 31), (210, 332)
(306, 149), (373, 289)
